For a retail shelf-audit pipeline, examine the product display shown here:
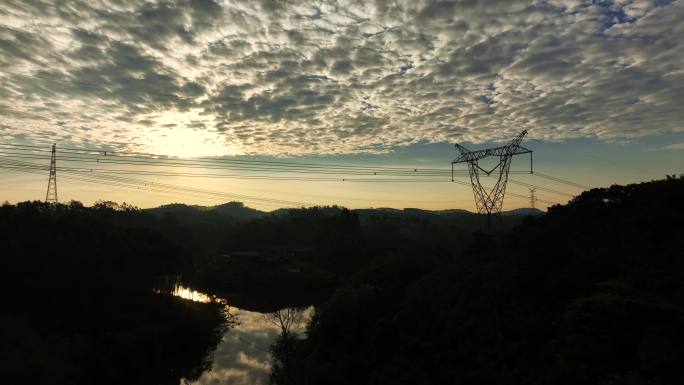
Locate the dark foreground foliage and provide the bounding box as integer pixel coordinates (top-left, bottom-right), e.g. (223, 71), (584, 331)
(185, 204), (524, 311)
(273, 176), (684, 385)
(0, 201), (228, 385)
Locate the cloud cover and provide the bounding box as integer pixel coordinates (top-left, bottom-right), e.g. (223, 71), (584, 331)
(0, 0), (682, 155)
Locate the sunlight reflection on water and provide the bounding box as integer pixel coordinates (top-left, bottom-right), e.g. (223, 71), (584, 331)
(189, 307), (281, 385)
(158, 285), (311, 385)
(172, 285), (214, 303)
(192, 306), (313, 385)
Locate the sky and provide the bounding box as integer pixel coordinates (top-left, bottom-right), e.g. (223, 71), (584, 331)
(1, 0), (683, 211)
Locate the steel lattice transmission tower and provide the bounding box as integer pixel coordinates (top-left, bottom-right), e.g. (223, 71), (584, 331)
(45, 143), (58, 203)
(451, 130), (533, 222)
(529, 188), (537, 209)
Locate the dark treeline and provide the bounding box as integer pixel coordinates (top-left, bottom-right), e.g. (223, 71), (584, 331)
(0, 201), (229, 385)
(271, 176), (684, 385)
(5, 177), (679, 384)
(170, 204), (527, 311)
(0, 195), (525, 383)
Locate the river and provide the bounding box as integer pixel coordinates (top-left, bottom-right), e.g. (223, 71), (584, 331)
(170, 285), (308, 385)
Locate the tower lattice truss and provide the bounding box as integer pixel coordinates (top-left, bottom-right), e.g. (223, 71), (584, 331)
(452, 131), (532, 216)
(45, 144), (58, 203)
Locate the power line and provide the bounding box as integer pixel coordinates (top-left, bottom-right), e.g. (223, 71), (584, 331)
(0, 154), (457, 182)
(37, 144), (576, 193)
(0, 160), (311, 208)
(0, 143), (576, 209)
(449, 177), (557, 206)
(0, 145), (561, 192)
(1, 160), (562, 208)
(507, 190), (556, 206)
(507, 178), (575, 198)
(0, 140), (588, 195)
(0, 155), (562, 192)
(0, 150), (458, 177)
(532, 171), (590, 190)
(0, 143), (533, 176)
(1, 165), (241, 206)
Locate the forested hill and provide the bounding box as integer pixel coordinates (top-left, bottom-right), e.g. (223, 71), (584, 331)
(146, 201), (267, 221)
(274, 176), (684, 385)
(0, 201), (229, 385)
(3, 176), (681, 384)
(145, 201), (543, 223)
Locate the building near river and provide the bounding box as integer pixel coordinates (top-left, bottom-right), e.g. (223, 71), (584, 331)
(218, 251), (279, 264)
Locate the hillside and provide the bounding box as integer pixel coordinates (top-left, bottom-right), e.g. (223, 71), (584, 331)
(271, 176), (684, 385)
(146, 201), (266, 221)
(2, 177), (681, 385)
(146, 201), (543, 223)
(0, 201), (229, 385)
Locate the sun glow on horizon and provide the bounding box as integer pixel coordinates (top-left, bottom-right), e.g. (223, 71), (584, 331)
(141, 110), (241, 158)
(144, 126), (239, 158)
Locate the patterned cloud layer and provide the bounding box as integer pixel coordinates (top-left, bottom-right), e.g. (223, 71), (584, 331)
(1, 0), (682, 155)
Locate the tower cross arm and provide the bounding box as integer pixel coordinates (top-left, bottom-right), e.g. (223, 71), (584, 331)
(452, 130), (530, 164)
(448, 130), (531, 226)
(452, 145), (531, 164)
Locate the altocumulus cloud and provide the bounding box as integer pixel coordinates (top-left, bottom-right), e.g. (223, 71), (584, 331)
(0, 0), (683, 155)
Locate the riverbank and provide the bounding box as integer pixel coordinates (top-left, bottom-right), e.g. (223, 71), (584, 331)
(0, 202), (231, 384)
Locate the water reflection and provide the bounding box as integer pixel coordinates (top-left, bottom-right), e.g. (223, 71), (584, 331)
(159, 284), (310, 384)
(172, 285), (215, 303)
(189, 307), (280, 385)
(155, 283), (220, 304)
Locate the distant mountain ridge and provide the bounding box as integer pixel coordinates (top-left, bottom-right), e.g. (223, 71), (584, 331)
(145, 201), (543, 221)
(501, 207), (545, 216)
(145, 201), (267, 221)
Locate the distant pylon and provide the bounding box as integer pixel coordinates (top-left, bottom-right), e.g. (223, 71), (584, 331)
(45, 144), (58, 203)
(451, 131), (533, 226)
(529, 188), (537, 209)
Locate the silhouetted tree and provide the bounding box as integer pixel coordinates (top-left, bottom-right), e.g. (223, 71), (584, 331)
(266, 307), (305, 385)
(270, 176), (684, 385)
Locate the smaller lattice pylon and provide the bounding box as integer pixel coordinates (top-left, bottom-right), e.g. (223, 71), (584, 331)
(45, 143), (58, 203)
